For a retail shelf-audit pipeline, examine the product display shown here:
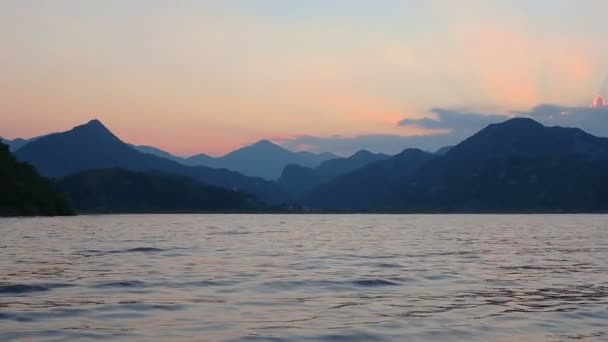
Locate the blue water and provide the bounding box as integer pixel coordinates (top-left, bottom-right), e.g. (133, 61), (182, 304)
(0, 214), (607, 341)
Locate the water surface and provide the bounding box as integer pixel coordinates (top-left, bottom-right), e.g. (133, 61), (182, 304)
(1, 214), (607, 341)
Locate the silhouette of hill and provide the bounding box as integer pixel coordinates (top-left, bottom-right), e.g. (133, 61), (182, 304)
(15, 120), (288, 204)
(131, 145), (217, 166)
(1, 137), (33, 152)
(183, 140), (337, 180)
(130, 140), (337, 180)
(315, 150), (390, 180)
(278, 164), (324, 197)
(131, 144), (187, 163)
(434, 145), (454, 155)
(0, 141), (73, 216)
(304, 118), (608, 212)
(303, 149), (434, 210)
(57, 169), (261, 213)
(184, 153), (216, 166)
(10, 117), (608, 213)
(279, 150), (390, 196)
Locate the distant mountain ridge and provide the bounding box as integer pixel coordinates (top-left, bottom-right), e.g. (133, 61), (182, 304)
(7, 129), (337, 181)
(8, 117), (608, 213)
(194, 140), (337, 180)
(133, 139), (337, 180)
(130, 144), (188, 164)
(302, 118), (608, 212)
(1, 137), (35, 152)
(303, 148), (435, 209)
(279, 150), (391, 196)
(15, 120), (288, 204)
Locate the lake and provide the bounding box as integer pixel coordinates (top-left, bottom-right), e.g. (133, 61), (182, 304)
(0, 214), (607, 341)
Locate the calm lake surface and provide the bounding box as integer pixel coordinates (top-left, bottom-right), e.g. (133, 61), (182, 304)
(0, 214), (607, 341)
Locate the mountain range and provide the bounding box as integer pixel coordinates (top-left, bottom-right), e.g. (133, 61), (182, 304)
(5, 117), (608, 213)
(1, 137), (36, 152)
(7, 131), (338, 181)
(302, 118), (608, 212)
(279, 150), (390, 197)
(14, 120), (288, 204)
(132, 140), (337, 180)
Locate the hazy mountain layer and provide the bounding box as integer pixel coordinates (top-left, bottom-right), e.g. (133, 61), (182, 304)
(15, 120), (288, 204)
(279, 150), (391, 197)
(134, 140), (337, 180)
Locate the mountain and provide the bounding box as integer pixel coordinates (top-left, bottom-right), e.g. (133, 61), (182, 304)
(130, 144), (216, 167)
(15, 120), (288, 204)
(390, 117), (608, 211)
(0, 141), (73, 216)
(184, 153), (216, 166)
(183, 140), (337, 180)
(304, 118), (608, 212)
(1, 137), (31, 152)
(131, 144), (187, 163)
(434, 145), (454, 155)
(303, 149), (434, 210)
(278, 164), (324, 197)
(131, 140), (337, 180)
(279, 150), (391, 196)
(315, 150), (391, 180)
(57, 169), (261, 213)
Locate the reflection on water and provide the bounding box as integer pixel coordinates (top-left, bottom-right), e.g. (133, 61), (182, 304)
(0, 214), (607, 341)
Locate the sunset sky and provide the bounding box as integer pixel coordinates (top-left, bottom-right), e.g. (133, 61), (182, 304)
(2, 0), (608, 156)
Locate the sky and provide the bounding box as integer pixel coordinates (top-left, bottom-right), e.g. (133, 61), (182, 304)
(1, 0), (608, 156)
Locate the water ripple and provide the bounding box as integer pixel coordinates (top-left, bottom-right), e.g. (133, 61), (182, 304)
(0, 283), (74, 295)
(0, 214), (607, 341)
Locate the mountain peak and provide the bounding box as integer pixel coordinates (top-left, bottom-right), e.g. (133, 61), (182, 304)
(243, 139), (286, 152)
(487, 117), (543, 131)
(351, 150), (374, 158)
(502, 117), (542, 126)
(252, 139), (278, 147)
(448, 117), (608, 162)
(75, 119), (110, 132)
(60, 119), (121, 145)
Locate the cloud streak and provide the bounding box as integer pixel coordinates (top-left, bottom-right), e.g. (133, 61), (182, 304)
(518, 104), (608, 137)
(399, 108), (509, 133)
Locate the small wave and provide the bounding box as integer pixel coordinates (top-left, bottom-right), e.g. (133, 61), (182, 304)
(0, 283), (73, 295)
(118, 303), (185, 311)
(262, 278), (401, 291)
(0, 312), (34, 322)
(351, 279), (400, 287)
(207, 230), (251, 235)
(179, 280), (227, 287)
(376, 263), (402, 268)
(230, 331), (386, 342)
(93, 280), (148, 288)
(75, 247), (168, 256)
(122, 247), (165, 253)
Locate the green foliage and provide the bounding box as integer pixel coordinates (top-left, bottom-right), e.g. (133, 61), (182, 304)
(0, 142), (73, 216)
